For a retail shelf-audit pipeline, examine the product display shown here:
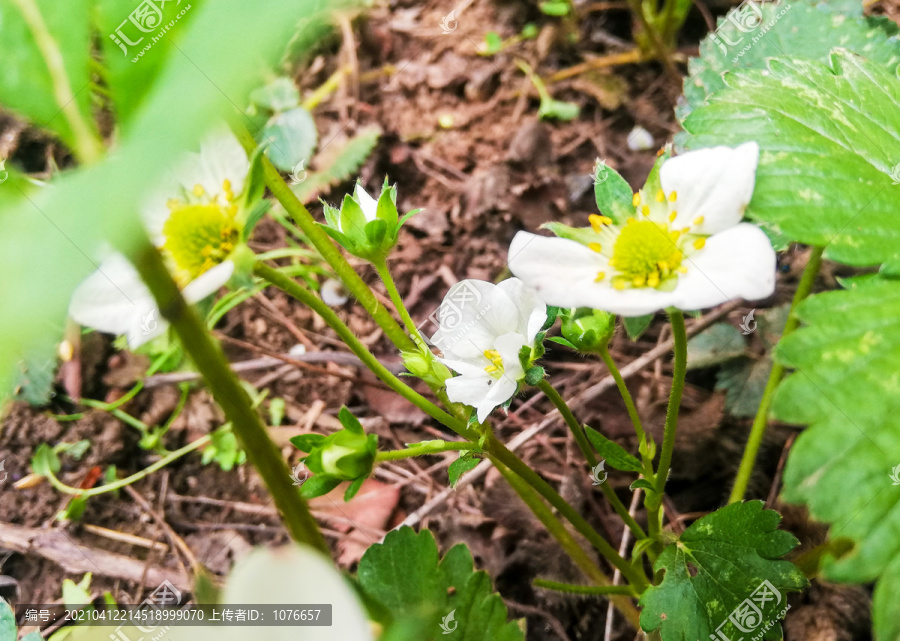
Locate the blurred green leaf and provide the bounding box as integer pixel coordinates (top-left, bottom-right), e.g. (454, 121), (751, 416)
(262, 107), (318, 172)
(448, 453), (479, 487)
(249, 76), (301, 112)
(686, 322), (746, 370)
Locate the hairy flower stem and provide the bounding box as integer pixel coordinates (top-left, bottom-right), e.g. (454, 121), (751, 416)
(495, 460), (642, 628)
(233, 124), (416, 353)
(647, 309), (687, 541)
(375, 441), (476, 462)
(255, 262), (474, 440)
(729, 246), (824, 504)
(533, 579), (638, 597)
(132, 242), (328, 554)
(373, 259), (422, 343)
(489, 436), (649, 589)
(597, 346), (653, 474)
(537, 379), (646, 540)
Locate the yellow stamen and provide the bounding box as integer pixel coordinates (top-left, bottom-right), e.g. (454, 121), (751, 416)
(632, 193), (641, 207)
(693, 238), (706, 250)
(641, 205), (650, 217)
(647, 272), (660, 288)
(632, 275), (646, 287)
(668, 211), (677, 222)
(655, 189), (665, 203)
(595, 271), (606, 282)
(693, 216), (704, 226)
(193, 184), (205, 197)
(668, 191), (677, 202)
(590, 214), (612, 232)
(613, 279), (627, 290)
(588, 242), (603, 253)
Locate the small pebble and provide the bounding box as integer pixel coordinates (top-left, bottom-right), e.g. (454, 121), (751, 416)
(626, 125), (654, 151)
(321, 278), (350, 306)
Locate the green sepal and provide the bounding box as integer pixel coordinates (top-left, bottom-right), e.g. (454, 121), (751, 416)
(338, 405), (364, 434)
(240, 144), (270, 215)
(241, 199), (272, 242)
(290, 433), (328, 451)
(344, 476), (366, 501)
(364, 219), (388, 248)
(623, 314), (653, 341)
(398, 208), (421, 226)
(547, 336), (578, 349)
(299, 474), (343, 499)
(524, 365), (545, 386)
(339, 193), (368, 240)
(593, 163), (633, 224)
(542, 221), (600, 246)
(376, 185), (399, 226)
(630, 478), (656, 492)
(448, 453), (480, 487)
(541, 306), (560, 331)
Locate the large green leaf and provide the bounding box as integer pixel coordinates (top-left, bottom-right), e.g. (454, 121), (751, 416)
(0, 0), (331, 399)
(639, 501), (806, 641)
(682, 50), (900, 268)
(0, 0), (97, 151)
(679, 0), (900, 119)
(0, 599), (14, 641)
(774, 277), (900, 637)
(357, 527), (523, 641)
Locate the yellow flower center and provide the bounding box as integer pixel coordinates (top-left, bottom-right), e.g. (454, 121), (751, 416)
(483, 349), (505, 377)
(163, 202), (240, 280)
(608, 219), (685, 290)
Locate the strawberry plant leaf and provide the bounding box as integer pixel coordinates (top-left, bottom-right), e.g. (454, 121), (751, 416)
(773, 277), (900, 639)
(357, 527), (523, 641)
(682, 51), (900, 268)
(639, 501), (806, 641)
(679, 0), (900, 119)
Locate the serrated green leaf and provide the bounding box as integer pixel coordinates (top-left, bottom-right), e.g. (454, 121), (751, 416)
(357, 527), (523, 641)
(686, 322), (746, 370)
(448, 454), (480, 487)
(0, 0), (97, 151)
(584, 426), (642, 472)
(639, 501), (806, 641)
(249, 76), (300, 112)
(292, 126), (381, 203)
(773, 277), (900, 641)
(262, 107), (318, 172)
(679, 0), (900, 119)
(716, 357), (772, 418)
(682, 51), (900, 267)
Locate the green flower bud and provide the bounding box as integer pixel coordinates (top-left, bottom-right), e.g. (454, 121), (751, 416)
(319, 179), (420, 263)
(291, 407), (377, 484)
(560, 308), (616, 353)
(401, 347), (452, 387)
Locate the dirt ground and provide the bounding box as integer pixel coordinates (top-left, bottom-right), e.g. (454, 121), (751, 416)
(2, 0), (896, 639)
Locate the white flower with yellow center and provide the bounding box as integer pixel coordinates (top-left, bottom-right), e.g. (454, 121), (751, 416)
(69, 132), (250, 347)
(430, 278), (546, 422)
(509, 142), (775, 316)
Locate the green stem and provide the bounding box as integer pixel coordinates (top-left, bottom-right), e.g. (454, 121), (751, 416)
(533, 578), (637, 597)
(537, 379), (646, 540)
(233, 124), (416, 353)
(488, 437), (649, 589)
(374, 260), (421, 342)
(494, 461), (642, 628)
(376, 441), (476, 462)
(729, 246), (823, 504)
(254, 262), (473, 440)
(10, 0), (103, 163)
(42, 433), (212, 497)
(597, 346), (652, 473)
(131, 241), (328, 554)
(647, 308), (687, 540)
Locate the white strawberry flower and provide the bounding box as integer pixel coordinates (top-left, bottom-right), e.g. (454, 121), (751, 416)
(69, 132), (250, 347)
(509, 142), (775, 316)
(430, 278), (546, 422)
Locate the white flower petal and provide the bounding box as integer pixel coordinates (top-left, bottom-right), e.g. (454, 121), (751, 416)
(672, 223), (776, 311)
(183, 260), (235, 303)
(431, 280), (519, 360)
(478, 375), (518, 422)
(439, 357), (489, 378)
(68, 253), (154, 338)
(496, 277), (547, 341)
(446, 373), (493, 410)
(661, 142), (759, 235)
(582, 286), (681, 317)
(180, 131), (250, 198)
(495, 332), (527, 381)
(353, 183), (379, 222)
(508, 232), (613, 308)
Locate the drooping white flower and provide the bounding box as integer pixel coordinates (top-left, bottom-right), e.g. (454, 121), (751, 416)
(430, 278), (546, 422)
(509, 142), (774, 316)
(69, 131), (249, 347)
